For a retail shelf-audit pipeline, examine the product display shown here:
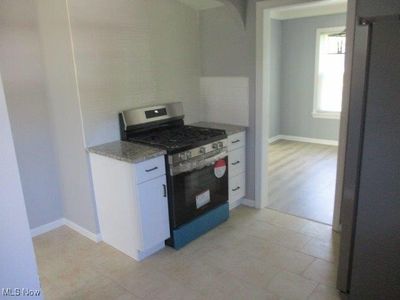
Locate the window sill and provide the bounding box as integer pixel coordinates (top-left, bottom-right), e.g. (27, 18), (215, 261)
(312, 111), (341, 120)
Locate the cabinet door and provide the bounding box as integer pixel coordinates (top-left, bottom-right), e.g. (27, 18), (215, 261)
(137, 175), (170, 251)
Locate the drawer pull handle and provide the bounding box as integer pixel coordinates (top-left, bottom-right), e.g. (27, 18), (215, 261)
(232, 139), (240, 144)
(145, 167), (158, 172)
(163, 184), (167, 197)
(232, 186), (241, 192)
(232, 161), (240, 166)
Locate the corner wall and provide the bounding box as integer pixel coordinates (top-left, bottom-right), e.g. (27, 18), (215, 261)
(36, 0), (99, 234)
(0, 0), (63, 229)
(31, 0), (204, 235)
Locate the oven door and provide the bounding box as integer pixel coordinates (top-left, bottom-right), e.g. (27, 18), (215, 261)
(167, 154), (228, 228)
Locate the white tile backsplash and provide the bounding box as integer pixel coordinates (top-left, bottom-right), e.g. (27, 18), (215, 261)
(200, 77), (249, 126)
(68, 0), (203, 147)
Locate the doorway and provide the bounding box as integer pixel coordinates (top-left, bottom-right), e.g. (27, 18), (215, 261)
(255, 0), (351, 229)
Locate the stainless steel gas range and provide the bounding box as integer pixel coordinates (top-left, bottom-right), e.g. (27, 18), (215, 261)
(119, 102), (229, 248)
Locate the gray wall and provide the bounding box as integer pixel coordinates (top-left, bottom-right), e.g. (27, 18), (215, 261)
(269, 19), (282, 138)
(222, 0), (247, 23)
(0, 0), (63, 229)
(0, 73), (42, 298)
(200, 6), (250, 77)
(36, 0), (99, 233)
(279, 14), (346, 140)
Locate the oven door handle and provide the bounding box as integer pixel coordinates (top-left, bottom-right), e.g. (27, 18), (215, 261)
(170, 151), (228, 176)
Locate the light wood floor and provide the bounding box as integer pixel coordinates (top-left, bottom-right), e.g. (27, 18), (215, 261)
(267, 140), (338, 225)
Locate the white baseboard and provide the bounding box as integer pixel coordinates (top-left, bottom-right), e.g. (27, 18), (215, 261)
(268, 135), (281, 144)
(229, 198), (243, 210)
(63, 218), (102, 243)
(241, 198), (255, 208)
(31, 218), (101, 243)
(31, 219), (64, 238)
(269, 135), (338, 146)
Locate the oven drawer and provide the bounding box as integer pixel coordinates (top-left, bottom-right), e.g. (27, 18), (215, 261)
(228, 131), (246, 151)
(229, 172), (246, 203)
(228, 147), (245, 177)
(134, 156), (165, 184)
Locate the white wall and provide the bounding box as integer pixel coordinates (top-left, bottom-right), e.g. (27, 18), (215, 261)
(200, 77), (249, 126)
(0, 0), (63, 229)
(0, 73), (42, 298)
(67, 0), (204, 147)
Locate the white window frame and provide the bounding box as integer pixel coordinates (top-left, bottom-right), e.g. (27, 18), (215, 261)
(312, 26), (345, 120)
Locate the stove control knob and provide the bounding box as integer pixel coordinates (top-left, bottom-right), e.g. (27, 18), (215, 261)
(218, 142), (224, 149)
(186, 151), (192, 159)
(212, 143), (218, 150)
(179, 153), (187, 161)
(199, 147), (206, 154)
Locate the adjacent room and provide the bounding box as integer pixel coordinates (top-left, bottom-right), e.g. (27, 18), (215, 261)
(266, 3), (347, 225)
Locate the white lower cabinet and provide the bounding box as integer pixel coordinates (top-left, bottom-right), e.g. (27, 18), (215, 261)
(137, 176), (170, 251)
(229, 172), (246, 203)
(90, 154), (170, 261)
(229, 147), (246, 177)
(227, 131), (246, 209)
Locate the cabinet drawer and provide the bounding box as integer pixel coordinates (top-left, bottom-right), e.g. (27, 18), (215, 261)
(229, 147), (246, 177)
(228, 131), (246, 151)
(229, 173), (246, 203)
(135, 156), (165, 184)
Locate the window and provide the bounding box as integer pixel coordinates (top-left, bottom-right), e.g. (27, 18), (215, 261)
(313, 27), (346, 119)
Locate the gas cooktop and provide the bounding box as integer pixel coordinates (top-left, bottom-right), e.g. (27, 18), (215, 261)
(128, 125), (226, 153)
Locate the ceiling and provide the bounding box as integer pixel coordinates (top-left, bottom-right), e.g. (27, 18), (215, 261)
(176, 0), (224, 10)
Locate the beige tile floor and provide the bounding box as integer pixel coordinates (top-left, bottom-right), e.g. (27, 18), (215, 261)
(33, 206), (341, 300)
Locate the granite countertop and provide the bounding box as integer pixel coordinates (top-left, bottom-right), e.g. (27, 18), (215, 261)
(87, 141), (166, 164)
(190, 122), (247, 136)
